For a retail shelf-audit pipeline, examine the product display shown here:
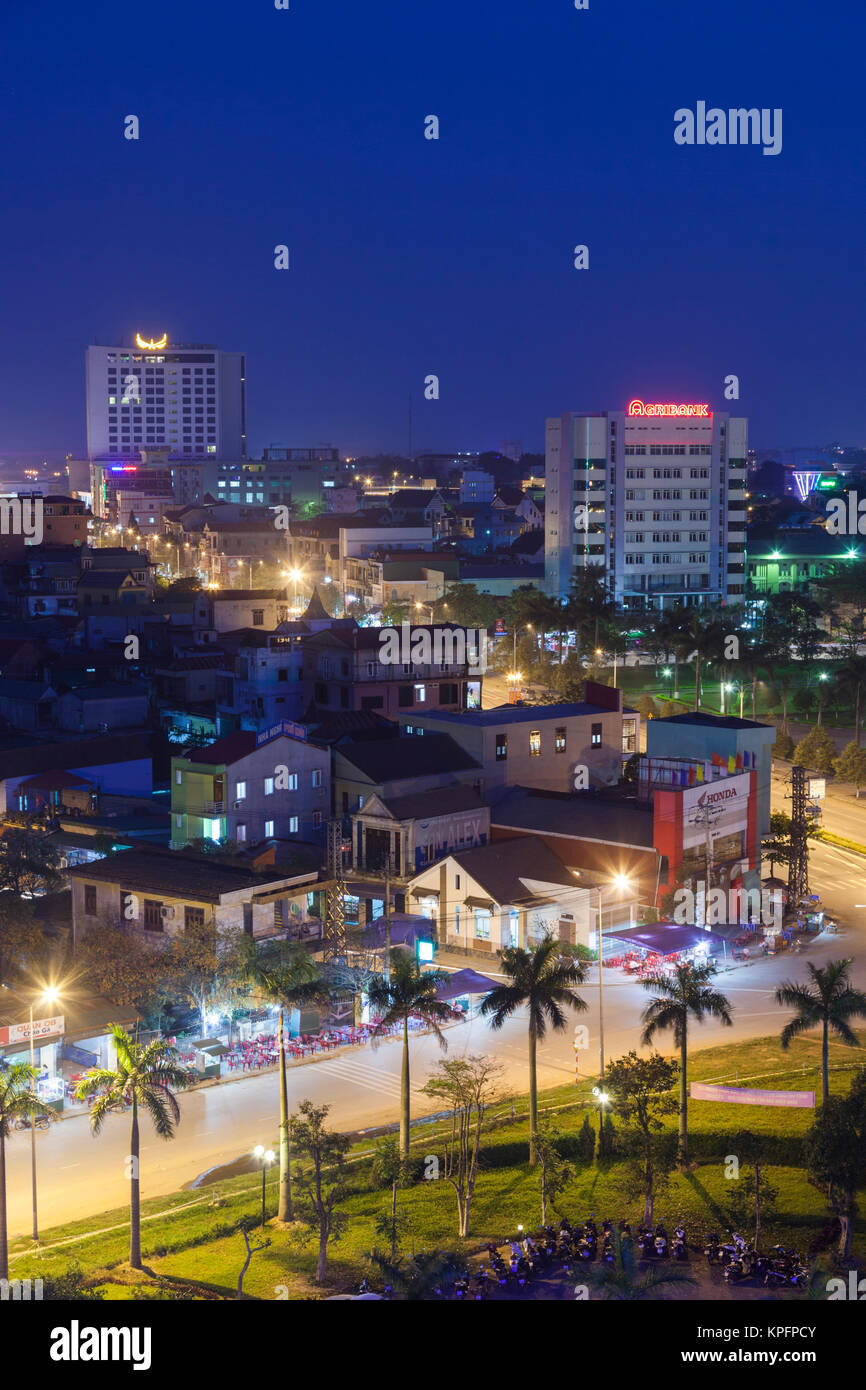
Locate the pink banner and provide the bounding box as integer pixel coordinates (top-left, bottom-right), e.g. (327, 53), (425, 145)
(690, 1082), (814, 1108)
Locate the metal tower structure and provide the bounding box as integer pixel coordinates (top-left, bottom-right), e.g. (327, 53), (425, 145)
(787, 766), (810, 907)
(323, 818), (347, 962)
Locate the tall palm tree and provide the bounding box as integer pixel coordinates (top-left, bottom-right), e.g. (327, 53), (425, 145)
(584, 1229), (697, 1300)
(640, 962), (733, 1164)
(367, 954), (453, 1159)
(0, 1063), (53, 1279)
(256, 953), (329, 1222)
(77, 1025), (189, 1269)
(481, 938), (587, 1164)
(775, 959), (866, 1104)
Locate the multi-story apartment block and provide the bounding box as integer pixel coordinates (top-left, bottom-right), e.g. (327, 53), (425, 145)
(170, 725), (330, 848)
(545, 401), (747, 609)
(85, 337), (246, 460)
(303, 624), (482, 720)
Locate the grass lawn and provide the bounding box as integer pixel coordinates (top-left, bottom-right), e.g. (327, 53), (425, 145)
(9, 1029), (866, 1299)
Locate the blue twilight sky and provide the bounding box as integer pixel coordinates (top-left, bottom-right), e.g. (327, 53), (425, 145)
(1, 0), (864, 465)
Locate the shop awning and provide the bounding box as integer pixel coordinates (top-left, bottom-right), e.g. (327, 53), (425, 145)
(604, 924), (728, 955)
(436, 968), (501, 1001)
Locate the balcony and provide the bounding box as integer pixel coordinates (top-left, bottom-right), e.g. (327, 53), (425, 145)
(201, 800), (225, 814)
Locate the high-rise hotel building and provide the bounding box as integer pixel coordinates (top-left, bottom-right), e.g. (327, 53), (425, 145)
(544, 401), (747, 610)
(85, 336), (246, 461)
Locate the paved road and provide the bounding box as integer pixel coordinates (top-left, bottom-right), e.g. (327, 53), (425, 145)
(6, 775), (866, 1243)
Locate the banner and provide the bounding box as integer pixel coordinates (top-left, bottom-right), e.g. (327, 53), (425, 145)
(690, 1081), (814, 1108)
(0, 1015), (65, 1047)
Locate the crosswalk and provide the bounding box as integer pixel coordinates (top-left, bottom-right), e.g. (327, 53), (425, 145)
(312, 1053), (427, 1099)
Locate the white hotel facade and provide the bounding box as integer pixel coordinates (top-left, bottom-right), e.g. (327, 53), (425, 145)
(85, 338), (246, 461)
(544, 402), (747, 611)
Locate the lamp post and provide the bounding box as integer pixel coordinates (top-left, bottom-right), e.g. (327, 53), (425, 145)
(592, 1086), (611, 1157)
(1, 982), (61, 1243)
(596, 875), (631, 1083)
(253, 1145), (275, 1226)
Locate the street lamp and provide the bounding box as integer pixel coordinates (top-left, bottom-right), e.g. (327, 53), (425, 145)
(596, 875), (632, 1083)
(253, 1145), (275, 1226)
(592, 1086), (611, 1157)
(1, 982), (63, 1242)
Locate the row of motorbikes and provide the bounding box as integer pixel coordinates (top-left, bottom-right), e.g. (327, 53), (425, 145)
(704, 1231), (809, 1287)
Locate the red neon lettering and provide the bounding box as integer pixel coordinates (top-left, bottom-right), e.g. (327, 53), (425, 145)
(627, 400), (711, 418)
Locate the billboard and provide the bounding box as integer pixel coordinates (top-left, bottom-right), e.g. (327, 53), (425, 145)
(0, 1015), (65, 1047)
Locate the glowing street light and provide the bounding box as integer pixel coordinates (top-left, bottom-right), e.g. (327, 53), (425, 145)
(0, 981), (65, 1242)
(253, 1145), (276, 1226)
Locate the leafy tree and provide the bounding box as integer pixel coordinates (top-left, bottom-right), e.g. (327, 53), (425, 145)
(0, 1063), (54, 1279)
(603, 1051), (678, 1226)
(0, 899), (47, 988)
(481, 937), (588, 1164)
(764, 591), (826, 664)
(792, 725), (838, 777)
(805, 1067), (866, 1259)
(0, 822), (62, 897)
(536, 1119), (573, 1225)
(773, 730), (795, 760)
(77, 1026), (189, 1269)
(381, 598), (411, 626)
(775, 959), (866, 1104)
(420, 1054), (502, 1237)
(370, 1137), (413, 1259)
(574, 1112), (596, 1163)
(833, 740), (866, 797)
(727, 1132), (778, 1251)
(163, 917), (249, 1037)
(640, 962), (733, 1164)
(75, 924), (169, 1014)
(367, 954), (453, 1158)
(431, 583), (496, 630)
(634, 693), (657, 722)
(291, 1099), (351, 1282)
(833, 655), (866, 745)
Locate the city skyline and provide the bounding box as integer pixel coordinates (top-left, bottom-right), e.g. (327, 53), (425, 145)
(2, 0), (866, 463)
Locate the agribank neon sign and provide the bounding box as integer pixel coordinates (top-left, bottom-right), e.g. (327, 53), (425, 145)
(628, 400), (711, 417)
(135, 333), (168, 350)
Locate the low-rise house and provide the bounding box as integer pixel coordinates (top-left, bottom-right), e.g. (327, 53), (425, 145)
(54, 681), (149, 733)
(303, 623), (481, 720)
(334, 730), (483, 821)
(398, 683), (638, 798)
(407, 835), (591, 953)
(69, 846), (323, 945)
(350, 783), (489, 877)
(171, 724), (330, 848)
(0, 732), (154, 812)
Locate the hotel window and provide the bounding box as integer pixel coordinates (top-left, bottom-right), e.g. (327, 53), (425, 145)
(264, 776), (274, 796)
(175, 769), (182, 784)
(287, 772), (298, 791)
(184, 906), (205, 931)
(235, 781), (247, 801)
(455, 873), (461, 889)
(313, 811), (322, 828)
(289, 816), (299, 834)
(495, 732), (507, 761)
(312, 769), (323, 788)
(622, 718), (637, 754)
(144, 900), (163, 932)
(236, 824), (247, 843)
(555, 727), (566, 753)
(529, 729), (541, 757)
(84, 884), (97, 915)
(591, 722), (603, 748)
(264, 819), (275, 838)
(414, 684), (426, 703)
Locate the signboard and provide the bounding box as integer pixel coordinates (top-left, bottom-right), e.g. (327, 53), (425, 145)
(0, 1015), (65, 1048)
(691, 1082), (814, 1109)
(256, 720), (307, 746)
(808, 778), (826, 801)
(627, 400), (711, 418)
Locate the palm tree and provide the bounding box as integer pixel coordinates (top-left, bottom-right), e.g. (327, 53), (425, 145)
(584, 1229), (697, 1300)
(367, 954), (453, 1159)
(640, 962), (733, 1164)
(775, 959), (866, 1104)
(0, 1063), (53, 1279)
(481, 937), (587, 1164)
(256, 954), (330, 1222)
(77, 1025), (190, 1269)
(367, 1247), (462, 1299)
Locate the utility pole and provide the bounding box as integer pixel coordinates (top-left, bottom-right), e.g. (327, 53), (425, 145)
(788, 766), (810, 908)
(323, 819), (347, 963)
(383, 853), (392, 983)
